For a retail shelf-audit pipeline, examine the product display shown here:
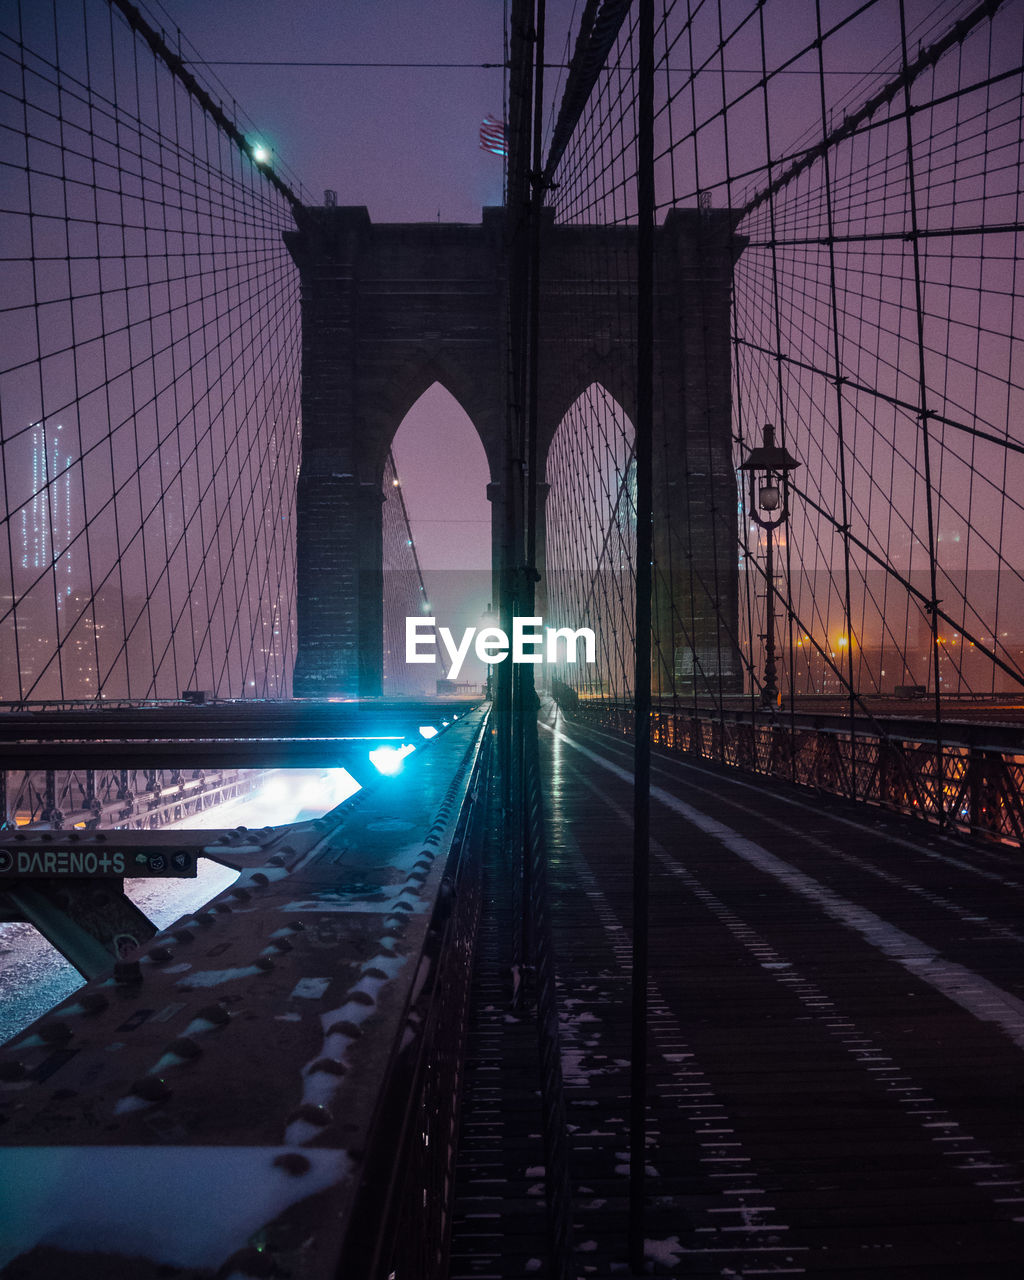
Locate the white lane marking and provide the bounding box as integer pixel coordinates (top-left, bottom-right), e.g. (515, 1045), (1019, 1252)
(558, 813), (803, 1264)
(566, 760), (1024, 1215)
(544, 722), (1024, 1051)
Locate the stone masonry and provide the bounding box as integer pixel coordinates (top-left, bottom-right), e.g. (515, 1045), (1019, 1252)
(284, 206), (742, 697)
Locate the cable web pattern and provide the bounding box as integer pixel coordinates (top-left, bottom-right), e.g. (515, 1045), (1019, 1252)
(382, 451), (437, 695)
(0, 0), (302, 703)
(731, 0), (1024, 707)
(543, 0), (1024, 719)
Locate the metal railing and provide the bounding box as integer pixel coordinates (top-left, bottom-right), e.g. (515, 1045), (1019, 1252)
(564, 699), (1024, 848)
(349, 714), (492, 1280)
(1, 767), (262, 831)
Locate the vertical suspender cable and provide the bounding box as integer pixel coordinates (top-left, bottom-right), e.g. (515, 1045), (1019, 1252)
(813, 0), (859, 798)
(524, 6), (577, 1275)
(897, 0), (946, 824)
(505, 0), (535, 986)
(526, 0), (545, 583)
(630, 0), (654, 1269)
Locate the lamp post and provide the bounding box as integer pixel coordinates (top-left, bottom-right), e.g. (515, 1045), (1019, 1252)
(740, 424), (800, 710)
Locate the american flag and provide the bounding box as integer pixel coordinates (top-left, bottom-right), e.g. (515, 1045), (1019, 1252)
(479, 115), (507, 157)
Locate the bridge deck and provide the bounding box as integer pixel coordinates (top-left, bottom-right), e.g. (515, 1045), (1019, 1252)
(450, 706), (1024, 1277)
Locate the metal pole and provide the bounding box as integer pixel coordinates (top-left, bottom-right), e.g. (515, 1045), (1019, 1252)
(630, 0), (654, 1268)
(763, 523), (777, 709)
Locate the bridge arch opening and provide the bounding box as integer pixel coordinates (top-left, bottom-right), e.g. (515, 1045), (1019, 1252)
(388, 382), (492, 695)
(390, 383), (491, 571)
(544, 383), (637, 701)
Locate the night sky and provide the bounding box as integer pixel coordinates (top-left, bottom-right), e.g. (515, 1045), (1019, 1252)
(41, 0), (1015, 694)
(157, 0), (563, 575)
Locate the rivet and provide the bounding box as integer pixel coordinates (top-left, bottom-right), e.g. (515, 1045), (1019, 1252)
(309, 1057), (347, 1076)
(273, 1152), (311, 1176)
(130, 1075), (171, 1102)
(148, 946), (174, 965)
(346, 990), (374, 1006)
(195, 1004), (230, 1026)
(166, 1036), (202, 1060)
(253, 956), (275, 972)
(362, 967), (388, 980)
(0, 1061), (27, 1082)
(78, 992), (109, 1014)
(270, 937), (293, 953)
(250, 872), (270, 887)
(326, 1020), (363, 1040)
(287, 1102), (332, 1127)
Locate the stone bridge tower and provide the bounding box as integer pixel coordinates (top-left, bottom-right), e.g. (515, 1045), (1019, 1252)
(284, 206), (741, 697)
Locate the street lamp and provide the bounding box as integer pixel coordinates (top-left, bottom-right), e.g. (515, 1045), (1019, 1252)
(740, 424), (800, 710)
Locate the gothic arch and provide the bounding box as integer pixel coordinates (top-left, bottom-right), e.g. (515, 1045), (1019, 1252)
(368, 361), (504, 489)
(285, 204), (740, 696)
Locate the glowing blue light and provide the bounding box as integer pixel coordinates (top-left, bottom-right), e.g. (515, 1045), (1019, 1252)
(252, 144), (270, 164)
(419, 725), (439, 739)
(369, 743), (415, 775)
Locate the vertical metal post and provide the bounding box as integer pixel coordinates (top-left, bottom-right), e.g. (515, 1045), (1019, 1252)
(762, 523), (777, 708)
(630, 0), (654, 1269)
(505, 0), (534, 997)
(43, 769), (63, 829)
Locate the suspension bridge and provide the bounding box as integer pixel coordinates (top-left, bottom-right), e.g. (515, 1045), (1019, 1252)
(1, 0), (1023, 1275)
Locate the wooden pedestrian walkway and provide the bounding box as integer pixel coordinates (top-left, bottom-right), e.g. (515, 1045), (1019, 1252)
(448, 705), (1024, 1277)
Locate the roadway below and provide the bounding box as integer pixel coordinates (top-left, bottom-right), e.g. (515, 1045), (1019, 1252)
(0, 768), (361, 1043)
(450, 703), (1024, 1276)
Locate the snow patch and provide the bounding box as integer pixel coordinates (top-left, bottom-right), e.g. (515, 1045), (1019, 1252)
(645, 1236), (682, 1268)
(0, 1146), (351, 1271)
